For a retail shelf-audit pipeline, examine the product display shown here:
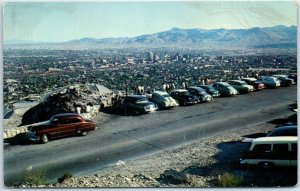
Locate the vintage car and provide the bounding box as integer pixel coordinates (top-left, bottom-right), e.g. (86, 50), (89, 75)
(266, 125), (297, 137)
(150, 91), (178, 109)
(122, 95), (157, 115)
(273, 75), (295, 86)
(26, 113), (97, 143)
(212, 82), (238, 96)
(227, 80), (254, 94)
(257, 76), (280, 88)
(198, 85), (220, 97)
(241, 78), (266, 91)
(240, 136), (297, 168)
(187, 86), (213, 102)
(169, 89), (199, 106)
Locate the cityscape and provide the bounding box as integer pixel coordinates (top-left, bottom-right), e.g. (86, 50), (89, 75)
(2, 1), (298, 188)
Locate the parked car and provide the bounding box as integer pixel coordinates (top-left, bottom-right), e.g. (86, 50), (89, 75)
(240, 136), (297, 168)
(273, 75), (295, 86)
(288, 73), (297, 84)
(266, 125), (297, 137)
(198, 85), (220, 97)
(187, 86), (213, 102)
(121, 95), (158, 115)
(169, 89), (199, 106)
(212, 82), (238, 96)
(227, 80), (254, 94)
(150, 91), (178, 109)
(257, 76), (280, 88)
(26, 113), (97, 144)
(241, 78), (266, 91)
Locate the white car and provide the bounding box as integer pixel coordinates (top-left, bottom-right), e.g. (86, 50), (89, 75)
(240, 136), (297, 168)
(151, 91), (179, 109)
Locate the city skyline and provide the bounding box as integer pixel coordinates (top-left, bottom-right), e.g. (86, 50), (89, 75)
(4, 1), (297, 42)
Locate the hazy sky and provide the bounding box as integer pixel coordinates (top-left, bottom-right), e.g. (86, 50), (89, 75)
(3, 1), (297, 42)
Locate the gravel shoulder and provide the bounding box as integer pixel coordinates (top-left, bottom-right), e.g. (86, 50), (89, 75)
(23, 115), (297, 188)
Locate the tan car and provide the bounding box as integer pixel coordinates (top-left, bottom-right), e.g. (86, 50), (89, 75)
(26, 113), (97, 143)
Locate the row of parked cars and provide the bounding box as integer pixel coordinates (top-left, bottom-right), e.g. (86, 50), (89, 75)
(26, 74), (296, 144)
(115, 74), (296, 115)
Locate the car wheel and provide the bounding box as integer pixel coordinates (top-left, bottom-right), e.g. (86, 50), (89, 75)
(81, 131), (88, 136)
(41, 134), (49, 144)
(259, 162), (274, 170)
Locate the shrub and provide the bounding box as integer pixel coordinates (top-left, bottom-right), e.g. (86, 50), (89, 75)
(58, 173), (73, 183)
(19, 167), (47, 185)
(215, 172), (244, 187)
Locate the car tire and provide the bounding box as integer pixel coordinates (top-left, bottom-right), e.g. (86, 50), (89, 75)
(81, 131), (88, 136)
(259, 162), (274, 170)
(41, 134), (49, 144)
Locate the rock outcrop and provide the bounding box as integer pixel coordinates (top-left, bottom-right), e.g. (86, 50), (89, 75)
(21, 88), (100, 126)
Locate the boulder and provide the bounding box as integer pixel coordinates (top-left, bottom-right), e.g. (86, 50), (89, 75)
(159, 169), (189, 185)
(21, 88), (100, 126)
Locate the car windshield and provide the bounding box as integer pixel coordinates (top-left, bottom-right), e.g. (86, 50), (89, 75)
(50, 117), (59, 123)
(207, 86), (215, 91)
(239, 81), (247, 85)
(136, 98), (148, 102)
(162, 94), (171, 98)
(179, 91), (190, 95)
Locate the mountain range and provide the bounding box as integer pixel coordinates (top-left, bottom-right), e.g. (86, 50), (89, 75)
(5, 25), (297, 49)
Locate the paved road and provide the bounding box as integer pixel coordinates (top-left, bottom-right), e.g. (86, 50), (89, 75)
(4, 86), (297, 185)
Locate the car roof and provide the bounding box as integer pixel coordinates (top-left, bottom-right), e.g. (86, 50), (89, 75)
(241, 78), (257, 81)
(253, 136), (297, 143)
(228, 80), (246, 83)
(153, 91), (169, 95)
(214, 82), (229, 85)
(188, 86), (205, 90)
(127, 95), (147, 99)
(52, 113), (80, 118)
(273, 75), (287, 77)
(171, 89), (188, 92)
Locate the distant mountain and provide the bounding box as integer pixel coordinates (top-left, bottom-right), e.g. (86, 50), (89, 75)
(5, 25), (297, 49)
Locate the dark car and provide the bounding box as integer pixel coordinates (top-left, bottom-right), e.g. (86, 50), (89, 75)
(212, 82), (238, 96)
(117, 95), (157, 115)
(288, 74), (297, 84)
(241, 78), (266, 91)
(169, 89), (199, 106)
(267, 125), (297, 137)
(273, 75), (295, 87)
(26, 113), (97, 143)
(187, 86), (213, 102)
(198, 85), (220, 97)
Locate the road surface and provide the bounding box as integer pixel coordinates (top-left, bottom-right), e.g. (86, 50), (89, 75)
(4, 86), (297, 185)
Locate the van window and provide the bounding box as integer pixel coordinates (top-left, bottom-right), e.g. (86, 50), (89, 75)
(291, 144), (297, 152)
(252, 144), (271, 152)
(273, 144), (289, 152)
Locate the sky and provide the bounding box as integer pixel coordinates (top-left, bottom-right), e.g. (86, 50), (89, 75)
(3, 1), (297, 42)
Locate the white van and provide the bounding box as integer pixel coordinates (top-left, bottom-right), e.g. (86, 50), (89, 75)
(240, 136), (297, 168)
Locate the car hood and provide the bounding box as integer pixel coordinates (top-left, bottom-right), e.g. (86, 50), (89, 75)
(227, 87), (236, 92)
(184, 95), (198, 99)
(164, 97), (176, 103)
(30, 120), (52, 127)
(136, 101), (155, 106)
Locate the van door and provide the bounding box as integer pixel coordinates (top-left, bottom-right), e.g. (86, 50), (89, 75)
(273, 144), (290, 167)
(290, 143), (297, 167)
